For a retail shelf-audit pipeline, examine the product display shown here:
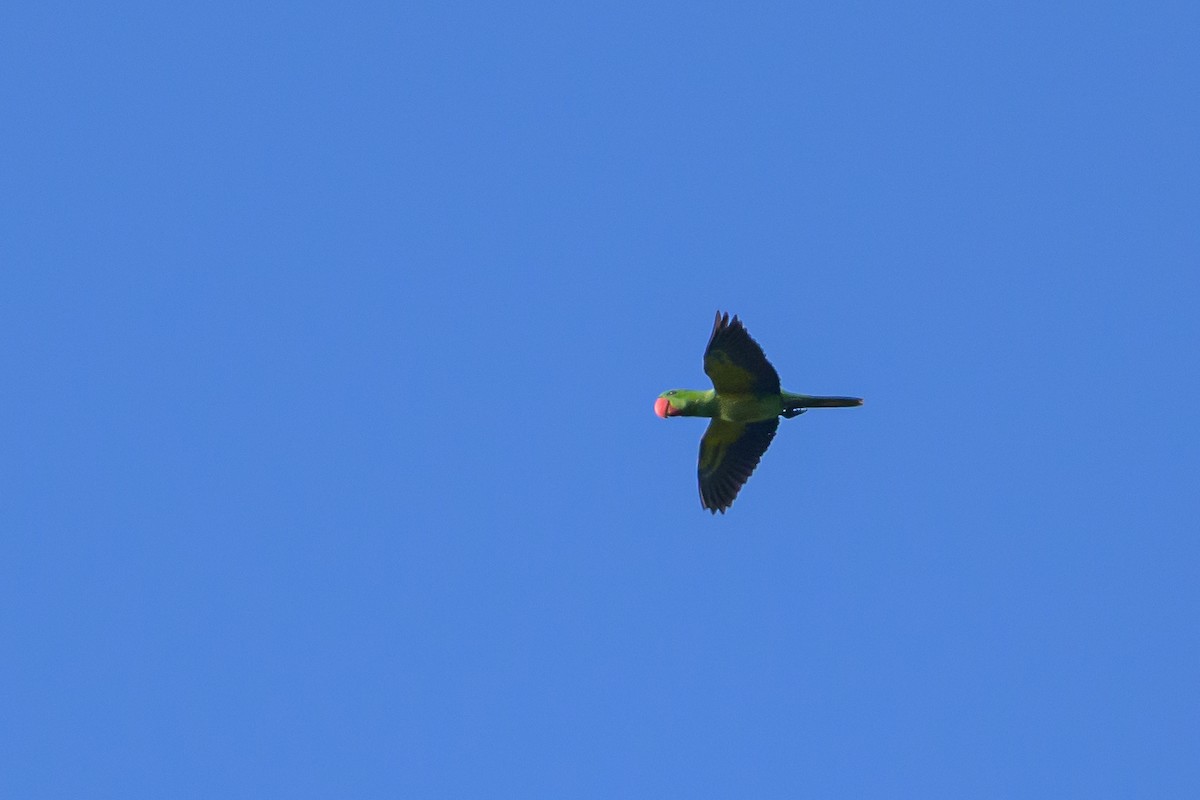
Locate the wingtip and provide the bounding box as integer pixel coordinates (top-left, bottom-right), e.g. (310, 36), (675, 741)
(711, 310), (738, 336)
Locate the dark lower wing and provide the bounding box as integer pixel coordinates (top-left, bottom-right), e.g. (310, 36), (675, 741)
(697, 417), (780, 514)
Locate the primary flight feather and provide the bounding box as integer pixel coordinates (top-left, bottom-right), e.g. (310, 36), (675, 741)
(655, 311), (863, 514)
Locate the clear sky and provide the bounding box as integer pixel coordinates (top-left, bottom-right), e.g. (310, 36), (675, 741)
(4, 2), (1198, 797)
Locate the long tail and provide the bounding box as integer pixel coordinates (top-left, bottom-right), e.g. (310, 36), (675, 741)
(782, 394), (863, 417)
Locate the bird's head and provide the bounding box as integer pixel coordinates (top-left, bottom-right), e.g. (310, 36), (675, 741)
(654, 390), (689, 418)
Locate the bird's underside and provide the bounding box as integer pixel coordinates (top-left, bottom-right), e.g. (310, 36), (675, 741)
(655, 311), (863, 514)
(698, 312), (780, 513)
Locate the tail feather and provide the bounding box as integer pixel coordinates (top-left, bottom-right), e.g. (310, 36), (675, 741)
(783, 395), (863, 414)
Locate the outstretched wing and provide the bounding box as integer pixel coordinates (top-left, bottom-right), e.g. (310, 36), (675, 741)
(698, 417), (780, 514)
(703, 311), (781, 396)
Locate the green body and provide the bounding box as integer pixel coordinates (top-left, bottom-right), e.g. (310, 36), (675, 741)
(657, 389), (859, 422)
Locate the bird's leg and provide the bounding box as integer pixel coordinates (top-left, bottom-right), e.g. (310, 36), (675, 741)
(781, 408), (807, 419)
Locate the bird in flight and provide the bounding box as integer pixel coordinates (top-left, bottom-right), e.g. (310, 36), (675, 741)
(654, 311), (863, 514)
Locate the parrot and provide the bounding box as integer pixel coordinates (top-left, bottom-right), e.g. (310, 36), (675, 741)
(654, 311), (863, 514)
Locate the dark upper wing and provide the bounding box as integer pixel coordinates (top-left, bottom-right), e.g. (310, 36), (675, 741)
(697, 417), (780, 514)
(703, 311), (781, 395)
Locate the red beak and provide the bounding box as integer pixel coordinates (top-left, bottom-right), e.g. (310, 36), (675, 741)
(654, 397), (673, 418)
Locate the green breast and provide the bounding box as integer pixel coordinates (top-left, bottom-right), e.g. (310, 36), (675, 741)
(717, 393), (782, 423)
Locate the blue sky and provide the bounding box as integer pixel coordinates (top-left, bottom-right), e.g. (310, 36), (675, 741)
(4, 2), (1198, 797)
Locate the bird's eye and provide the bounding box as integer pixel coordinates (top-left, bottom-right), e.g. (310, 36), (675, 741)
(667, 390), (676, 395)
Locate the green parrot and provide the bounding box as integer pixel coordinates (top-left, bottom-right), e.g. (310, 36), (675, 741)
(655, 311), (863, 514)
